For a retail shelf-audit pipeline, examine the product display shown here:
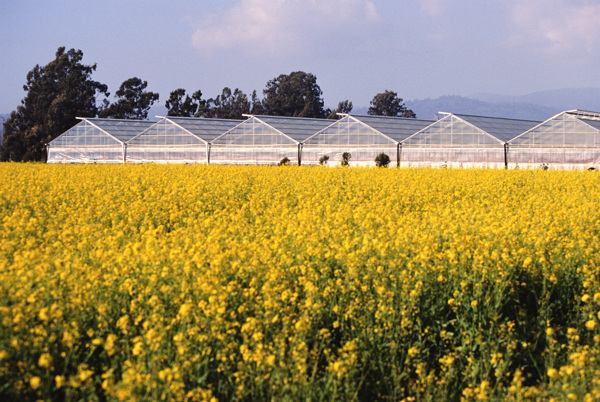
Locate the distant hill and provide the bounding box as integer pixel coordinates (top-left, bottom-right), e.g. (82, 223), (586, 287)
(405, 95), (559, 121)
(473, 88), (600, 113)
(351, 88), (600, 121)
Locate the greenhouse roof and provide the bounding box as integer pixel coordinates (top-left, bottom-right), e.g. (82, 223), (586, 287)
(77, 118), (156, 144)
(448, 114), (541, 142)
(508, 110), (600, 147)
(583, 119), (600, 131)
(564, 109), (600, 121)
(247, 115), (336, 143)
(569, 110), (600, 131)
(152, 116), (243, 143)
(345, 114), (435, 142)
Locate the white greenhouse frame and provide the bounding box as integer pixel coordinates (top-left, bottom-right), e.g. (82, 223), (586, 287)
(301, 114), (434, 166)
(126, 116), (242, 164)
(507, 110), (600, 170)
(210, 115), (335, 165)
(47, 118), (155, 164)
(400, 113), (540, 169)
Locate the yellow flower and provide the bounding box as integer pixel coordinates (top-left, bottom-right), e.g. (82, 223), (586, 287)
(80, 369), (94, 382)
(30, 376), (41, 390)
(105, 334), (117, 356)
(38, 353), (52, 368)
(55, 375), (65, 389)
(585, 320), (596, 331)
(132, 342), (143, 356)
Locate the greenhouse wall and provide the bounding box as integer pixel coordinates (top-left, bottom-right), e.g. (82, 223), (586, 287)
(301, 147), (398, 167)
(210, 147), (300, 165)
(506, 148), (600, 169)
(125, 147), (208, 164)
(47, 147), (125, 164)
(400, 148), (506, 168)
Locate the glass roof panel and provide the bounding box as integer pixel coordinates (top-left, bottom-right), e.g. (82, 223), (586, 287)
(128, 119), (205, 147)
(510, 112), (600, 148)
(454, 114), (540, 142)
(84, 118), (156, 143)
(211, 117), (297, 147)
(403, 115), (503, 147)
(581, 118), (600, 131)
(349, 115), (434, 142)
(49, 120), (121, 147)
(164, 117), (242, 142)
(303, 115), (397, 147)
(250, 115), (335, 142)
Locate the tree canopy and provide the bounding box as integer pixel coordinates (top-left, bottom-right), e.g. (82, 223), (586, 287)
(327, 100), (353, 119)
(262, 71), (327, 118)
(1, 47), (109, 161)
(204, 87), (251, 120)
(368, 90), (416, 118)
(165, 89), (206, 117)
(249, 90), (265, 115)
(99, 77), (159, 120)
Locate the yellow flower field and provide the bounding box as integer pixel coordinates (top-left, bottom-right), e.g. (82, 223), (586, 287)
(1, 164), (600, 400)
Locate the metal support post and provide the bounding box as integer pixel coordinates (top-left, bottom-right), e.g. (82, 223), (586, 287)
(397, 144), (402, 167)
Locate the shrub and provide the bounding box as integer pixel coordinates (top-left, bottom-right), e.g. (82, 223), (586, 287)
(319, 155), (330, 166)
(375, 153), (390, 167)
(341, 152), (351, 167)
(278, 157), (290, 166)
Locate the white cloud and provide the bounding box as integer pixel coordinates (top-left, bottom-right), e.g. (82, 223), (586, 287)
(507, 0), (600, 58)
(191, 0), (380, 58)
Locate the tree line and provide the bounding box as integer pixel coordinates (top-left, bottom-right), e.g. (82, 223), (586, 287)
(1, 47), (415, 162)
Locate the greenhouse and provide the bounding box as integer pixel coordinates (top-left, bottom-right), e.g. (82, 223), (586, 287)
(126, 116), (241, 164)
(400, 113), (540, 168)
(47, 118), (155, 163)
(301, 114), (434, 166)
(210, 115), (334, 165)
(507, 110), (600, 169)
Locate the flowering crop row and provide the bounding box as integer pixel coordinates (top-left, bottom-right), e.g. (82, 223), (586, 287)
(1, 164), (600, 400)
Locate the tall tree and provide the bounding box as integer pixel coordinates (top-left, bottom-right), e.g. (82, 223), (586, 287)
(165, 89), (206, 117)
(0, 47), (109, 161)
(327, 100), (353, 119)
(99, 77), (159, 120)
(262, 71), (327, 118)
(368, 90), (416, 118)
(204, 87), (251, 120)
(250, 90), (265, 115)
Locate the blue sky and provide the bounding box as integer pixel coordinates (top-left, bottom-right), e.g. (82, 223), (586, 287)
(1, 0), (599, 114)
